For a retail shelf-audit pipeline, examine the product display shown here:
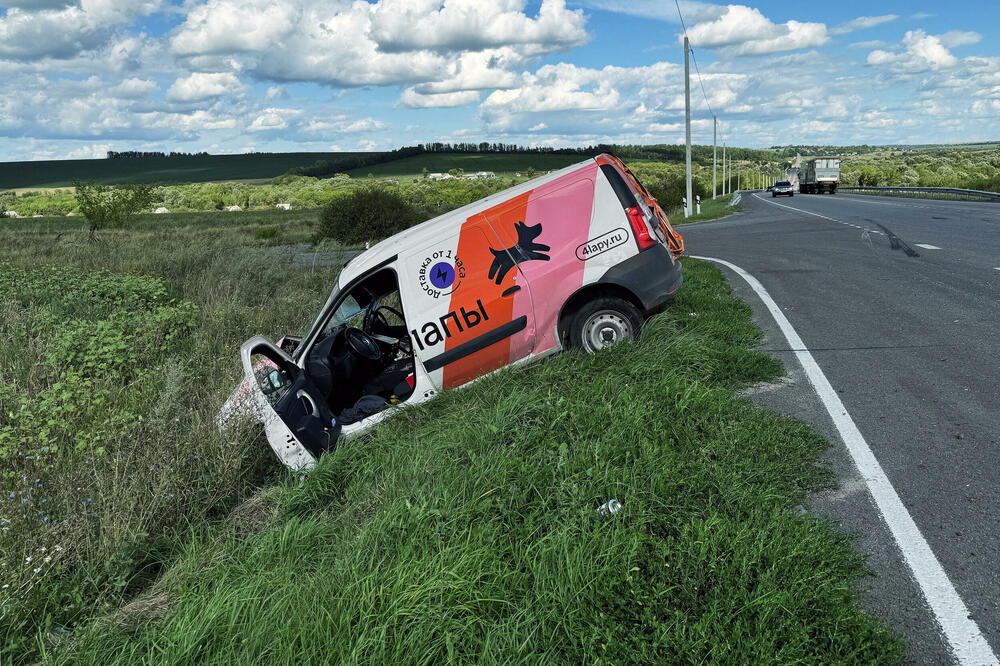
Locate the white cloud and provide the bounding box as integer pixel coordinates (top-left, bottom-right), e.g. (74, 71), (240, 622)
(938, 31), (981, 49)
(685, 5), (828, 56)
(63, 142), (113, 159)
(868, 30), (958, 71)
(169, 0), (587, 90)
(399, 88), (481, 108)
(304, 117), (387, 133)
(169, 0), (300, 56)
(247, 107), (299, 132)
(368, 0), (587, 54)
(0, 0), (163, 60)
(112, 77), (157, 98)
(971, 99), (1000, 115)
(166, 72), (245, 102)
(830, 15), (898, 36)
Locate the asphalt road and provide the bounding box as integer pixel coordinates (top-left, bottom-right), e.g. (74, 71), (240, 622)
(680, 192), (1000, 664)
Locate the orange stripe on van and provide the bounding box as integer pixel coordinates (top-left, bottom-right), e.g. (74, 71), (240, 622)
(441, 192), (532, 389)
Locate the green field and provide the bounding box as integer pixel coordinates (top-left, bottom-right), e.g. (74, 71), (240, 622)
(0, 153), (369, 189)
(344, 152), (589, 179)
(0, 206), (902, 663)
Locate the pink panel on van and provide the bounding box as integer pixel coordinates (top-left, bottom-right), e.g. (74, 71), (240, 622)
(512, 164), (598, 352)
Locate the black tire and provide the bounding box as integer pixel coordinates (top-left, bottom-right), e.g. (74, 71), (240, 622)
(772, 193), (776, 197)
(568, 297), (643, 352)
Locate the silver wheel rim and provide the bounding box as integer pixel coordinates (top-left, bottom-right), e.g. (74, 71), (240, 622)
(581, 310), (633, 352)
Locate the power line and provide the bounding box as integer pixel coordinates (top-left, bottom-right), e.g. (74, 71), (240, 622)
(674, 0), (715, 120)
(672, 0), (688, 35)
(689, 50), (714, 118)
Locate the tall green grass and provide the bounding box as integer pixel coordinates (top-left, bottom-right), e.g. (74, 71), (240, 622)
(0, 225), (349, 662)
(49, 260), (902, 664)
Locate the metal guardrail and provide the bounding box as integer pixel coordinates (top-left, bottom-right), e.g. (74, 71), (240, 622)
(839, 186), (1000, 202)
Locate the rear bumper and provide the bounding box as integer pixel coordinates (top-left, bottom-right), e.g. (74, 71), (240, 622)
(599, 243), (683, 312)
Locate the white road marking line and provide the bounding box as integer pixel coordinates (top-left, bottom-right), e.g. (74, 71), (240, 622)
(915, 244), (942, 250)
(753, 194), (885, 234)
(691, 254), (998, 666)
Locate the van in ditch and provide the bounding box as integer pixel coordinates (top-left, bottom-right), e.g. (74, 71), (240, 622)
(223, 154), (685, 470)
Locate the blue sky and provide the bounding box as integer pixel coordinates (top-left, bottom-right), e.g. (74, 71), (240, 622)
(0, 0), (997, 161)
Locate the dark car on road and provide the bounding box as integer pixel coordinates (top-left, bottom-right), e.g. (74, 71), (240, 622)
(772, 181), (794, 197)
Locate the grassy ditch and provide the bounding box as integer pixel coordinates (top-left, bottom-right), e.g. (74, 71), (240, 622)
(0, 224), (346, 663)
(667, 195), (741, 225)
(44, 258), (903, 664)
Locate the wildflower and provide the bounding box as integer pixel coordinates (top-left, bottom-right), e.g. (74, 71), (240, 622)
(41, 447), (47, 452)
(2, 584), (8, 589)
(33, 567), (41, 574)
(7, 494), (12, 499)
(44, 556), (52, 563)
(25, 556), (32, 563)
(55, 545), (63, 551)
(40, 547), (46, 552)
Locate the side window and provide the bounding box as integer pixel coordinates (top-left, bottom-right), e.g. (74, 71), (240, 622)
(311, 269), (404, 346)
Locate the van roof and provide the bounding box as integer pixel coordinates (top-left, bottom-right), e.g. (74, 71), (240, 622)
(338, 155), (599, 286)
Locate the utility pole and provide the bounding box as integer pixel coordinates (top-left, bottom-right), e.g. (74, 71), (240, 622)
(712, 116), (717, 200)
(722, 143), (727, 195)
(684, 36), (692, 218)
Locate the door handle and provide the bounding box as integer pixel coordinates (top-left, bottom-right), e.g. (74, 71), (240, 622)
(296, 389), (320, 418)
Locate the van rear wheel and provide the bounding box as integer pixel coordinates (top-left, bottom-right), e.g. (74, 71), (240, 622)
(569, 297), (643, 352)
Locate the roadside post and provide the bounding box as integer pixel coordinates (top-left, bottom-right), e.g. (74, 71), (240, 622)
(696, 195), (701, 214)
(683, 36), (693, 218)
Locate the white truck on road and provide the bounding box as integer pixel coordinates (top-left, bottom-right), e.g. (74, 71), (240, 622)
(799, 158), (840, 194)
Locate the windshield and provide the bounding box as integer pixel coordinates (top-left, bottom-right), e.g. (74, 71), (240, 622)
(776, 181), (790, 187)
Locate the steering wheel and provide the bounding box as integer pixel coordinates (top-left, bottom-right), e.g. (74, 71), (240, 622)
(344, 327), (382, 361)
(364, 304), (405, 335)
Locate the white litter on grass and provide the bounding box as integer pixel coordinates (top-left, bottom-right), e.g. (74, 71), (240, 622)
(595, 499), (622, 516)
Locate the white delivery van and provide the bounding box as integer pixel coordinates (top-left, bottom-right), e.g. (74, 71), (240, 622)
(223, 154), (685, 470)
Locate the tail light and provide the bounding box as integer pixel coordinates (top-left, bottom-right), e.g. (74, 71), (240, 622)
(627, 206), (657, 251)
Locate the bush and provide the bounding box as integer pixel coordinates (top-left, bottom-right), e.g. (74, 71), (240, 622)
(254, 225), (279, 240)
(73, 181), (156, 237)
(316, 187), (422, 245)
(644, 172), (708, 208)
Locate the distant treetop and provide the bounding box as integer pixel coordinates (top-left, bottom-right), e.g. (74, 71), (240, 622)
(105, 150), (212, 159)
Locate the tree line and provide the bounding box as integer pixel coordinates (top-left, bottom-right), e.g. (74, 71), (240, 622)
(105, 151), (211, 160)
